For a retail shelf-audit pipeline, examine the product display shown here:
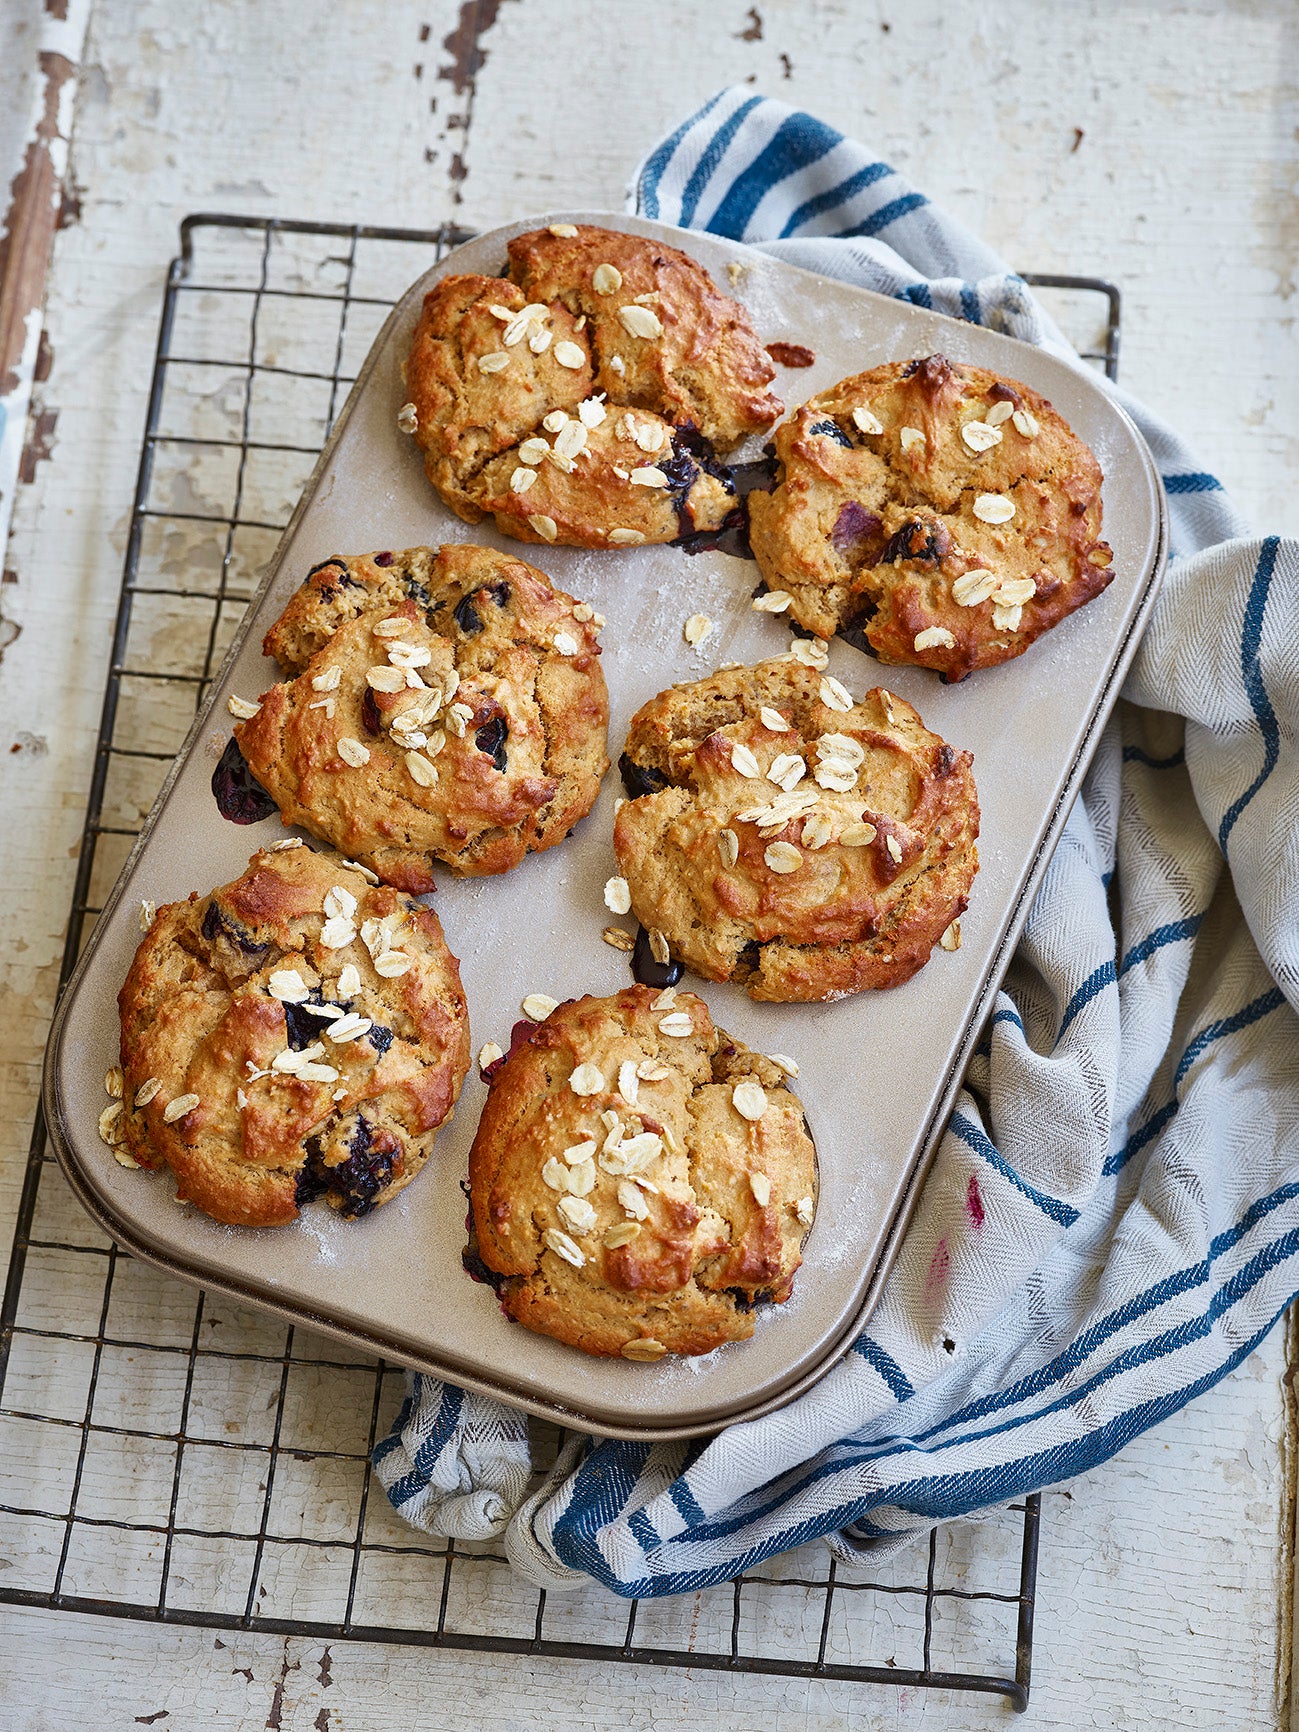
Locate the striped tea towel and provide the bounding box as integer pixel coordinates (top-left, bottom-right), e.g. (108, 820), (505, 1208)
(374, 87), (1299, 1597)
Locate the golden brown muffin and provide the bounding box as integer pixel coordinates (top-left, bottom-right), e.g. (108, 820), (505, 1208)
(613, 659), (978, 1002)
(402, 222), (783, 549)
(468, 986), (816, 1359)
(748, 353), (1113, 678)
(229, 544), (609, 893)
(112, 845), (470, 1228)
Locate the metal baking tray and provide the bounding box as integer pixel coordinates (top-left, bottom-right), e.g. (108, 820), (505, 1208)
(43, 212), (1166, 1440)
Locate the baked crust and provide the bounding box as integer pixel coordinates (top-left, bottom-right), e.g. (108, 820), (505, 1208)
(232, 544), (609, 892)
(115, 845), (470, 1228)
(403, 223), (782, 549)
(468, 986), (816, 1359)
(613, 658), (978, 1002)
(747, 354), (1113, 677)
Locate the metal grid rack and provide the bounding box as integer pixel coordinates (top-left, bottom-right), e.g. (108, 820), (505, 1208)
(0, 215), (1121, 1713)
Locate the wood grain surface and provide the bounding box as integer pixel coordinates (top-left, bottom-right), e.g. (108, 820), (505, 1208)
(1, 2), (1297, 1726)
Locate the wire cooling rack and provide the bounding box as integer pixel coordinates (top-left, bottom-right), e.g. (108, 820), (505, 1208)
(0, 215), (1121, 1713)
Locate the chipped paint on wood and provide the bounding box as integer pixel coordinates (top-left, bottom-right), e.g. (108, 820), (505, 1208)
(0, 0), (90, 598)
(438, 0), (516, 193)
(0, 52), (76, 396)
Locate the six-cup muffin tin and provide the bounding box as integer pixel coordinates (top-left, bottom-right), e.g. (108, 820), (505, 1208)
(43, 214), (1166, 1440)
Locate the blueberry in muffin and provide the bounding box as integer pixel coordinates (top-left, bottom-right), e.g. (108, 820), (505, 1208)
(112, 844), (470, 1227)
(747, 354), (1113, 678)
(229, 543), (609, 892)
(401, 223), (783, 550)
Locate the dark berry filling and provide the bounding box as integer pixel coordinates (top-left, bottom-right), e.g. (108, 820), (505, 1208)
(481, 1016), (544, 1083)
(731, 455), (779, 501)
(662, 421), (737, 539)
(453, 594), (484, 635)
(211, 737), (278, 824)
(474, 714), (508, 773)
(618, 752), (669, 800)
(839, 594), (881, 659)
(307, 556), (358, 592)
(830, 500), (883, 556)
(677, 504), (753, 561)
(632, 924), (683, 990)
(461, 1244), (506, 1294)
(733, 938), (762, 981)
(877, 517), (952, 568)
(807, 418), (853, 448)
(679, 449), (779, 560)
(299, 1115), (400, 1219)
(373, 550), (394, 567)
(366, 1022), (395, 1056)
(200, 899), (270, 961)
(488, 581), (511, 607)
(293, 1161), (331, 1206)
(404, 575), (432, 607)
(360, 688), (383, 736)
(281, 988), (332, 1050)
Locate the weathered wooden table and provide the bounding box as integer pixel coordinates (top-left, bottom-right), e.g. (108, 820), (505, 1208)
(2, 3), (1297, 1725)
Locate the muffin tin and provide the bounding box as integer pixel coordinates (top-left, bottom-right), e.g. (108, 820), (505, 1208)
(43, 213), (1166, 1440)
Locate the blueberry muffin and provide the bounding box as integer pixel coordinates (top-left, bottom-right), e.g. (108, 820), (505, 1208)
(114, 845), (471, 1228)
(468, 986), (815, 1359)
(401, 222), (783, 549)
(613, 658), (978, 1002)
(748, 354), (1113, 678)
(230, 544), (609, 892)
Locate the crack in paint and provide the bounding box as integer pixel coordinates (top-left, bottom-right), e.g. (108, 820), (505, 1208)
(265, 1641), (299, 1731)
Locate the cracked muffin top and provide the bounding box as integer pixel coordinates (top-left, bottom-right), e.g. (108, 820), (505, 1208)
(612, 658), (978, 1002)
(110, 844), (471, 1228)
(467, 985), (816, 1360)
(228, 544), (609, 893)
(747, 353), (1113, 678)
(400, 222), (783, 550)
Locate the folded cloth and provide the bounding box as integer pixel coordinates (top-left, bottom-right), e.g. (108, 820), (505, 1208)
(374, 87), (1299, 1596)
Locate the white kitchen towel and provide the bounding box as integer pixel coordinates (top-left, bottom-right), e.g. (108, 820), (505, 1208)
(374, 87), (1299, 1596)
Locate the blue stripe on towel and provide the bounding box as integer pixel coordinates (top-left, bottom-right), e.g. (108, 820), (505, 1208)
(1218, 536), (1281, 851)
(779, 157), (893, 236)
(704, 111), (843, 238)
(678, 96), (765, 227)
(840, 191), (928, 237)
(1163, 472), (1223, 495)
(948, 1116), (1080, 1227)
(637, 90), (727, 220)
(853, 1336), (915, 1401)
